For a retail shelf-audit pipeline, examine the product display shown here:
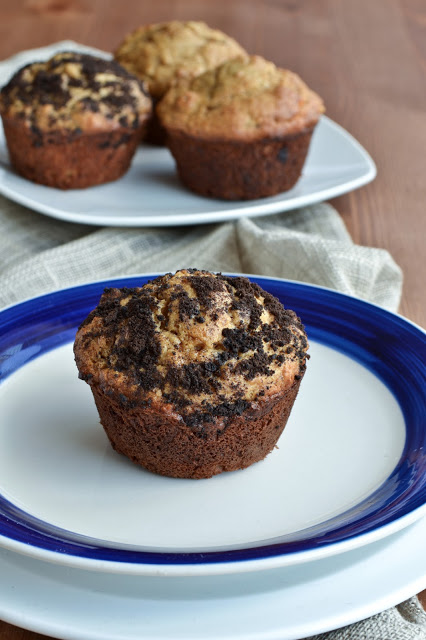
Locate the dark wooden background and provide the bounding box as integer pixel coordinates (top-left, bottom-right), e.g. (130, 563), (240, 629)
(0, 1), (425, 638)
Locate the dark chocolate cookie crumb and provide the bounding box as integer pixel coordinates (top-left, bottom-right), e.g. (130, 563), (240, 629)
(0, 52), (150, 128)
(78, 271), (308, 425)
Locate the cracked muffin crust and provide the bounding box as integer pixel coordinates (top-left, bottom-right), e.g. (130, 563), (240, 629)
(157, 55), (325, 199)
(74, 269), (309, 479)
(0, 52), (152, 188)
(114, 21), (246, 143)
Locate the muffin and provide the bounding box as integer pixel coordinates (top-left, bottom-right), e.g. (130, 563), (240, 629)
(114, 21), (246, 144)
(157, 55), (325, 199)
(0, 52), (152, 189)
(74, 269), (309, 479)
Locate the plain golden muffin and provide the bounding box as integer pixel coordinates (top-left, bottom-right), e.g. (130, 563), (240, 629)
(74, 269), (309, 479)
(0, 52), (152, 189)
(114, 21), (246, 143)
(157, 55), (325, 199)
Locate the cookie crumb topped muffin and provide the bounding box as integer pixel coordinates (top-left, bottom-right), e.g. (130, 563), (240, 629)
(0, 52), (152, 189)
(74, 269), (309, 479)
(114, 21), (246, 143)
(157, 55), (325, 199)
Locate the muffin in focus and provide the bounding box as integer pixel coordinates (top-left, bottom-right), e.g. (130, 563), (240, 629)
(157, 55), (325, 199)
(114, 21), (246, 144)
(74, 269), (309, 479)
(0, 52), (152, 189)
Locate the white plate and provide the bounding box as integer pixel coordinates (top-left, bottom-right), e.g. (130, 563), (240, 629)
(0, 516), (425, 640)
(0, 276), (425, 576)
(0, 44), (376, 226)
(0, 43), (376, 226)
(0, 115), (375, 227)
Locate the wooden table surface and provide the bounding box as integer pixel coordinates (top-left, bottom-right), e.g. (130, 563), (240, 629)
(0, 1), (424, 638)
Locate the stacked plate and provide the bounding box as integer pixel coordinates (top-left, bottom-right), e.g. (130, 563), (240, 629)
(0, 275), (425, 640)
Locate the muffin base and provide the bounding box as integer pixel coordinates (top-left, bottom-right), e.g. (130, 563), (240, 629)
(165, 128), (314, 200)
(1, 116), (145, 189)
(90, 380), (302, 479)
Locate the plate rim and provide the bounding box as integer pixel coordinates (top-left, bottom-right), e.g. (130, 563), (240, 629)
(0, 274), (424, 576)
(0, 115), (376, 227)
(0, 516), (425, 640)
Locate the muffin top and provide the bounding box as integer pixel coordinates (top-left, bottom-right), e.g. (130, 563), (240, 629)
(74, 269), (308, 431)
(114, 21), (246, 99)
(0, 52), (152, 133)
(157, 55), (325, 141)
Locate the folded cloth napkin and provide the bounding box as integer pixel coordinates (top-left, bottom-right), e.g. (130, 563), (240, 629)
(307, 598), (426, 640)
(0, 41), (424, 640)
(0, 199), (402, 310)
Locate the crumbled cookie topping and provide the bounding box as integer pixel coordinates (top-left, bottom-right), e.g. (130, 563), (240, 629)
(75, 270), (309, 433)
(0, 52), (152, 134)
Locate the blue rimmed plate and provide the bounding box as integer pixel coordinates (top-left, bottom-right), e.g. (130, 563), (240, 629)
(0, 275), (424, 576)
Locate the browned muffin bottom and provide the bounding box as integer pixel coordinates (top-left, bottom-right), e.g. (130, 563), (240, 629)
(74, 269), (309, 479)
(90, 380), (302, 479)
(1, 118), (145, 189)
(0, 52), (152, 189)
(165, 129), (314, 200)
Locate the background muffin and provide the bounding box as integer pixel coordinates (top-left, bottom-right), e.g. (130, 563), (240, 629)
(114, 21), (245, 144)
(0, 51), (152, 189)
(158, 55), (325, 199)
(74, 269), (309, 479)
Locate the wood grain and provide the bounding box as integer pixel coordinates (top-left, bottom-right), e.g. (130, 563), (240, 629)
(0, 1), (424, 638)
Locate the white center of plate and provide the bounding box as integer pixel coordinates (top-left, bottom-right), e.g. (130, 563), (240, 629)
(0, 341), (405, 551)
